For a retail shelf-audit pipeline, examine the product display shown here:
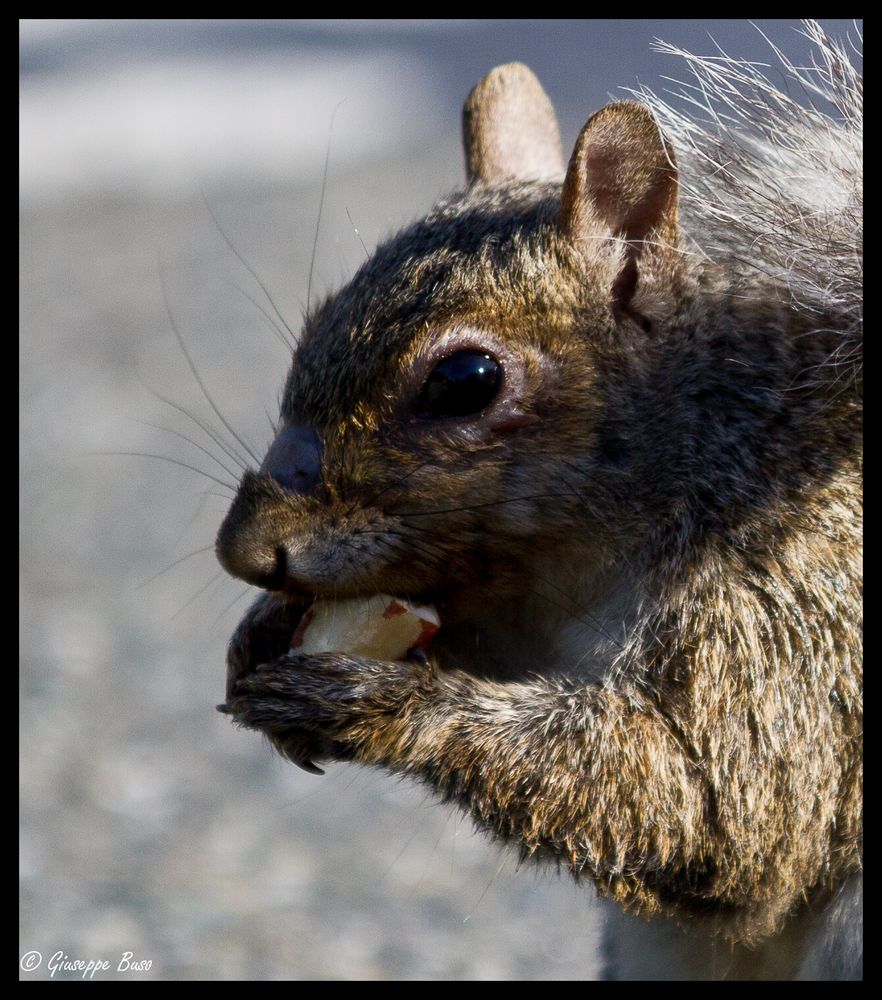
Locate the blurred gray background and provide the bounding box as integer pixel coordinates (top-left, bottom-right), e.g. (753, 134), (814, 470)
(20, 19), (860, 981)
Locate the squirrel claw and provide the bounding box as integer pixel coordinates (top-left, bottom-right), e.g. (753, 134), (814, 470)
(294, 758), (325, 776)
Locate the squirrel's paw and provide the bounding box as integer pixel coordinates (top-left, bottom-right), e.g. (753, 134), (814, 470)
(226, 651), (430, 769)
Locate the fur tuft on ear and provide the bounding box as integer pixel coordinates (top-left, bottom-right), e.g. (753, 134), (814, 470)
(560, 101), (679, 315)
(463, 63), (565, 187)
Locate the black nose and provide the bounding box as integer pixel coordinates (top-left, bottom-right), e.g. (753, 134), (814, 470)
(260, 424), (323, 496)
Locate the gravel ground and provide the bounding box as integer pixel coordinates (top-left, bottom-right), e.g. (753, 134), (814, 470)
(20, 19), (858, 981)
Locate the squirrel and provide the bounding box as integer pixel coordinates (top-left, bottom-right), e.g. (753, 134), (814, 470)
(215, 21), (862, 981)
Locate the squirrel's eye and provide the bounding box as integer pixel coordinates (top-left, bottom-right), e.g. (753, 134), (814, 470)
(416, 351), (502, 418)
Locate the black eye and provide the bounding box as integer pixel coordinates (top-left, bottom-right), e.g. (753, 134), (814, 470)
(416, 351), (502, 419)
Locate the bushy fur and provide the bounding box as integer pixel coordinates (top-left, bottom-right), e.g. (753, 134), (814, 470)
(638, 20), (862, 399)
(217, 22), (862, 979)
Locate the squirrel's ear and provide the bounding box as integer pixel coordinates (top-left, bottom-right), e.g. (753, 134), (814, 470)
(463, 63), (565, 186)
(559, 101), (678, 311)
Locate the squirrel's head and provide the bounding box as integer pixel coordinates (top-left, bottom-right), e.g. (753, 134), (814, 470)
(216, 64), (682, 615)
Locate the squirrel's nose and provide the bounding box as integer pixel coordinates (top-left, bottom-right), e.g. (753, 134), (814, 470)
(260, 424), (323, 496)
(215, 426), (323, 591)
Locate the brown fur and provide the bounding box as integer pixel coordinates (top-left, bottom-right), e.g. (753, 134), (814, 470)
(216, 41), (861, 969)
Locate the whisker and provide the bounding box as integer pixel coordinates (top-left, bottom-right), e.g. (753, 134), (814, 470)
(131, 417), (243, 484)
(351, 458), (440, 516)
(212, 584), (255, 627)
(173, 567), (228, 620)
(136, 545), (216, 590)
(171, 490), (223, 551)
(529, 575), (627, 655)
(158, 261), (262, 467)
(141, 384), (252, 473)
(345, 206), (370, 260)
(89, 451), (234, 491)
(306, 100), (345, 321)
(462, 853), (510, 922)
(397, 493), (574, 518)
(201, 191), (298, 345)
(376, 530), (447, 571)
(230, 281), (295, 353)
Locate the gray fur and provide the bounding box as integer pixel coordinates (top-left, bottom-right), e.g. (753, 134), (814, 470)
(217, 22), (862, 980)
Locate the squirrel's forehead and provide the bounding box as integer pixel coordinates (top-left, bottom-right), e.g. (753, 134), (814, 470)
(282, 192), (569, 420)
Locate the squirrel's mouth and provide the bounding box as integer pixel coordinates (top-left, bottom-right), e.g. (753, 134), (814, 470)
(221, 587), (447, 703)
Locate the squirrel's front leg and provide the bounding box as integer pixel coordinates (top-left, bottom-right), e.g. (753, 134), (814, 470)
(227, 650), (436, 767)
(229, 654), (708, 908)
